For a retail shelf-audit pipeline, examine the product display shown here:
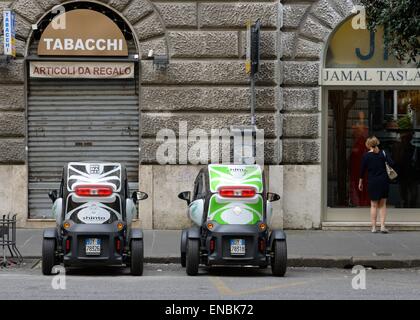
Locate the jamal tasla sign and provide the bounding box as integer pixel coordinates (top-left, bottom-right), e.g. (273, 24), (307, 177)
(29, 61), (135, 79)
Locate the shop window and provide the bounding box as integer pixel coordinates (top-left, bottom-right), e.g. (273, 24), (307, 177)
(328, 90), (420, 208)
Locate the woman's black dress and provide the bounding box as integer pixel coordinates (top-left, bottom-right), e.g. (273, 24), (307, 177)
(360, 151), (394, 201)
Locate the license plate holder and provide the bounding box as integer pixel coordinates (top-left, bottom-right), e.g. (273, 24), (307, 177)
(230, 239), (246, 256)
(85, 238), (101, 256)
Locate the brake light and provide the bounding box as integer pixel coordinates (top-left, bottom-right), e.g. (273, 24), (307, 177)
(218, 186), (256, 198)
(116, 239), (121, 252)
(209, 239), (216, 253)
(66, 239), (71, 252)
(75, 185), (113, 197)
(258, 238), (266, 253)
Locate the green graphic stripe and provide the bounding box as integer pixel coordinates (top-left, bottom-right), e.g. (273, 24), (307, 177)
(208, 195), (263, 225)
(208, 165), (263, 193)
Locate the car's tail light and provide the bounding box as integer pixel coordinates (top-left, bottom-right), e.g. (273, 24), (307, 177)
(258, 238), (266, 253)
(218, 186), (256, 198)
(116, 239), (121, 252)
(74, 185), (113, 197)
(65, 239), (71, 253)
(209, 239), (216, 253)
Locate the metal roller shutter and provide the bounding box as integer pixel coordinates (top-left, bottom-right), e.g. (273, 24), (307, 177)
(28, 77), (139, 219)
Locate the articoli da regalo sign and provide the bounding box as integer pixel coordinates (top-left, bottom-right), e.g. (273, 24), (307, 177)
(29, 61), (134, 79)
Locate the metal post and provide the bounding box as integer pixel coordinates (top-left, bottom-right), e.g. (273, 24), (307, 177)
(250, 74), (256, 126)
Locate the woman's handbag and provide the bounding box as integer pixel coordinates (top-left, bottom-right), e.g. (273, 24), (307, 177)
(383, 151), (398, 180)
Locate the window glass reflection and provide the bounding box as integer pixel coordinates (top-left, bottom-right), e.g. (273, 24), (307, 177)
(328, 90), (420, 208)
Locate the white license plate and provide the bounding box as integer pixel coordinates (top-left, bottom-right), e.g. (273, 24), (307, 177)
(230, 239), (246, 255)
(85, 238), (101, 256)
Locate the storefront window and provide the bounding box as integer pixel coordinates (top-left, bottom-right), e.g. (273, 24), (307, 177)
(328, 90), (420, 208)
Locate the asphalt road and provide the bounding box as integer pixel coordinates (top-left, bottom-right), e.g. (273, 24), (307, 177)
(1, 261), (420, 300)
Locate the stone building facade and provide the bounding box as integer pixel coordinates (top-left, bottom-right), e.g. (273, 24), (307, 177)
(0, 0), (374, 230)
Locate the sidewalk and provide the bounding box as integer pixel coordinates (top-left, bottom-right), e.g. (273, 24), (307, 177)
(10, 229), (420, 269)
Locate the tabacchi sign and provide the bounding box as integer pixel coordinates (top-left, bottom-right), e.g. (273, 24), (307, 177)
(38, 9), (128, 56)
(3, 9), (16, 57)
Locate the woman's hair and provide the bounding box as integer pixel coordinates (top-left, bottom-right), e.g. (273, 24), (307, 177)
(365, 136), (380, 149)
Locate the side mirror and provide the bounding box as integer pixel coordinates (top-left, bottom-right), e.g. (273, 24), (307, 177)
(178, 191), (191, 205)
(267, 192), (281, 202)
(48, 190), (58, 204)
(132, 191), (148, 204)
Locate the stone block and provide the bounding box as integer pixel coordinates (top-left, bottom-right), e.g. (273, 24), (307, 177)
(283, 164), (321, 229)
(282, 87), (320, 112)
(199, 3), (278, 28)
(169, 31), (238, 58)
(123, 0), (154, 25)
(0, 138), (25, 163)
(154, 2), (197, 28)
(0, 85), (25, 111)
(282, 114), (320, 138)
(282, 4), (309, 29)
(141, 60), (278, 85)
(282, 139), (320, 164)
(133, 13), (165, 41)
(282, 61), (319, 86)
(141, 87), (278, 112)
(0, 59), (24, 84)
(0, 112), (25, 137)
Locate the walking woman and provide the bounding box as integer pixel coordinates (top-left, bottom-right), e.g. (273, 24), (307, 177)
(359, 136), (394, 233)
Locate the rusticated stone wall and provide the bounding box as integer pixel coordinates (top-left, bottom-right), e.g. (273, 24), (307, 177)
(140, 1), (282, 165)
(280, 0), (355, 165)
(0, 0), (360, 229)
(0, 0), (282, 165)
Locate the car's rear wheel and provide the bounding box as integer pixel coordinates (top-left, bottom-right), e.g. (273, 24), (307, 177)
(186, 238), (200, 276)
(42, 238), (56, 276)
(181, 252), (186, 268)
(130, 239), (144, 276)
(271, 240), (287, 277)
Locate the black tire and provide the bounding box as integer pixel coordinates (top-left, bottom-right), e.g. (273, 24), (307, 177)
(186, 238), (200, 276)
(42, 238), (56, 276)
(181, 252), (186, 268)
(271, 240), (287, 277)
(130, 239), (144, 276)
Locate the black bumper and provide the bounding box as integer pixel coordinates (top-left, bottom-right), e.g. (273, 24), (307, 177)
(205, 224), (268, 267)
(61, 224), (125, 267)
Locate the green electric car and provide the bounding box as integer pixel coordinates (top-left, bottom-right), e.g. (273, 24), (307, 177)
(179, 164), (287, 276)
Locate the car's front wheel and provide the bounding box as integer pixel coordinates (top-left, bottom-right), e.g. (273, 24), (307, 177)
(186, 238), (200, 276)
(271, 240), (287, 277)
(130, 239), (144, 276)
(42, 238), (56, 276)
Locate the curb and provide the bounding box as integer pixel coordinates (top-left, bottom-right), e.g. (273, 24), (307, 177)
(21, 256), (420, 269)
